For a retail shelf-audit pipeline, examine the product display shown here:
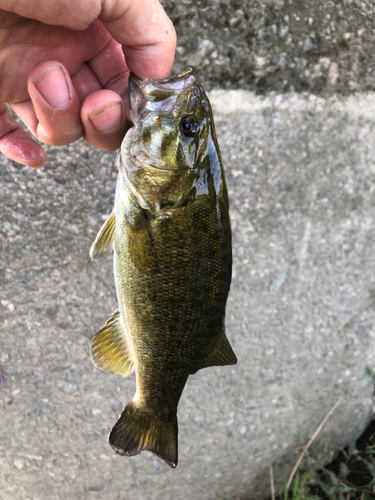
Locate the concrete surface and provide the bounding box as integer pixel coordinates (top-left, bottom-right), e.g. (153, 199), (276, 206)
(1, 92), (375, 499)
(164, 0), (375, 95)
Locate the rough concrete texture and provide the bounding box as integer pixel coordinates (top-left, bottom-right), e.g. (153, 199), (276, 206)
(1, 91), (375, 499)
(163, 0), (375, 95)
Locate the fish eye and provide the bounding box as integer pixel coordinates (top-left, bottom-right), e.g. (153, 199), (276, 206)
(180, 115), (198, 138)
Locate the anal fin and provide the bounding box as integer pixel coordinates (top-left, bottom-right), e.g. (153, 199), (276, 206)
(193, 327), (237, 373)
(91, 310), (134, 378)
(90, 209), (116, 260)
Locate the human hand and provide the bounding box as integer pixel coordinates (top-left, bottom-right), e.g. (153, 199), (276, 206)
(0, 0), (176, 167)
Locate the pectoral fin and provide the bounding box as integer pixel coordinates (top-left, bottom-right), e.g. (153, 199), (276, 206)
(90, 210), (116, 260)
(91, 310), (134, 378)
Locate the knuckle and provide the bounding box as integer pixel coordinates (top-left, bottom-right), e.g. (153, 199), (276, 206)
(37, 123), (83, 146)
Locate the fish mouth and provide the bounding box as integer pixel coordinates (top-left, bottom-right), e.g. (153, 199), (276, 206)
(128, 67), (197, 125)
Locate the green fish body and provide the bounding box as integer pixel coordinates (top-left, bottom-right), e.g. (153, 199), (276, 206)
(90, 67), (236, 468)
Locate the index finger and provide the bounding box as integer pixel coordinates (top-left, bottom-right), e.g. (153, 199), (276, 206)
(99, 0), (176, 80)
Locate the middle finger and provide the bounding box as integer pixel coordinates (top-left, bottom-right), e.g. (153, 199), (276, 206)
(13, 61), (84, 146)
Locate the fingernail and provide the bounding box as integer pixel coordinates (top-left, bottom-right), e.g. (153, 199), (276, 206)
(33, 66), (71, 108)
(88, 101), (123, 134)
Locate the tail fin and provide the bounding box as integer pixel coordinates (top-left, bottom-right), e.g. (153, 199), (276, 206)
(109, 400), (178, 468)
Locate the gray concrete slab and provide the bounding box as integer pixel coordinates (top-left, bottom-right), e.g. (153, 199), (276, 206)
(1, 92), (375, 499)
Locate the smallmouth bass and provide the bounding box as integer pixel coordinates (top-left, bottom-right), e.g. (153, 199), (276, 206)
(90, 67), (236, 468)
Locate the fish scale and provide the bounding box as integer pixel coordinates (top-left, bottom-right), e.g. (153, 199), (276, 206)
(90, 67), (236, 468)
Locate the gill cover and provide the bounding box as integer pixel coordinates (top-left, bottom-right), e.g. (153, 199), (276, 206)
(117, 67), (214, 215)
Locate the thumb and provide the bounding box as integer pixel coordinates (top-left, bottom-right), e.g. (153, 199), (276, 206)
(99, 0), (176, 80)
(1, 0), (175, 79)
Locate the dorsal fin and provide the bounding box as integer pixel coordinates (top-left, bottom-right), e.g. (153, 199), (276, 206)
(91, 310), (134, 378)
(90, 210), (116, 260)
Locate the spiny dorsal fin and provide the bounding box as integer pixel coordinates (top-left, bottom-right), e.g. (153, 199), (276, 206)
(109, 399), (178, 468)
(192, 327), (237, 373)
(91, 310), (134, 378)
(90, 210), (116, 260)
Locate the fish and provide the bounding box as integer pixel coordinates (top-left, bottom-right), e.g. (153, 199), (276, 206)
(89, 66), (236, 468)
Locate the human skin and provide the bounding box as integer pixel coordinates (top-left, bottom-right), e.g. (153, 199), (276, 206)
(0, 0), (176, 167)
